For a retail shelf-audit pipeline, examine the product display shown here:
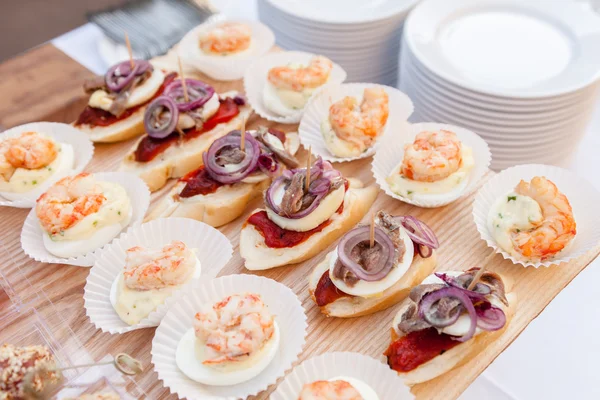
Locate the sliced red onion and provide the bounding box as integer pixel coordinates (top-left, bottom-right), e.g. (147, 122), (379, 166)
(419, 287), (477, 342)
(144, 96), (178, 139)
(203, 131), (260, 184)
(233, 95), (246, 106)
(434, 272), (491, 299)
(476, 304), (506, 331)
(396, 215), (439, 250)
(105, 60), (152, 92)
(337, 226), (395, 282)
(309, 178), (330, 195)
(258, 153), (281, 178)
(164, 79), (215, 111)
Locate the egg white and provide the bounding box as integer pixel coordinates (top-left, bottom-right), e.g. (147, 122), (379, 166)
(266, 184), (345, 232)
(0, 143), (74, 200)
(328, 226), (414, 297)
(176, 321), (280, 386)
(262, 77), (320, 117)
(321, 119), (364, 158)
(328, 376), (380, 400)
(88, 68), (165, 111)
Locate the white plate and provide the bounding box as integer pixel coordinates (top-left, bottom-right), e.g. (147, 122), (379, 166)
(404, 0), (600, 98)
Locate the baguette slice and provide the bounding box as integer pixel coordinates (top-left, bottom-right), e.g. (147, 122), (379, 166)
(74, 106), (146, 143)
(119, 93), (252, 192)
(389, 275), (517, 386)
(145, 133), (300, 227)
(308, 252), (437, 318)
(240, 178), (378, 270)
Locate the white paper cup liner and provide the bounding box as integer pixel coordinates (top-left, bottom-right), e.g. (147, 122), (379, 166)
(179, 19), (275, 81)
(0, 122), (94, 208)
(21, 172), (150, 267)
(151, 274), (307, 400)
(84, 217), (233, 334)
(473, 164), (600, 267)
(271, 352), (414, 400)
(299, 83), (414, 163)
(244, 51), (347, 124)
(372, 122), (491, 208)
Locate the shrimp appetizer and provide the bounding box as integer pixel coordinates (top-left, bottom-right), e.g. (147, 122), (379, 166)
(385, 268), (516, 385)
(0, 132), (74, 201)
(146, 127), (300, 227)
(35, 173), (132, 258)
(309, 211), (438, 318)
(176, 293), (280, 385)
(321, 87), (389, 158)
(119, 78), (252, 192)
(199, 22), (252, 56)
(240, 157), (378, 270)
(298, 378), (379, 400)
(386, 130), (475, 202)
(111, 241), (201, 325)
(0, 344), (60, 399)
(263, 56), (334, 117)
(487, 176), (576, 262)
(74, 60), (174, 143)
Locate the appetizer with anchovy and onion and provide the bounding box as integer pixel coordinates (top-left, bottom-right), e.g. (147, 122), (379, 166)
(385, 269), (516, 385)
(240, 157), (377, 270)
(111, 241), (201, 325)
(309, 211), (438, 318)
(74, 60), (174, 143)
(120, 78), (251, 192)
(487, 176), (576, 263)
(298, 378), (379, 400)
(35, 173), (132, 258)
(176, 293), (280, 385)
(145, 126), (300, 227)
(0, 132), (75, 201)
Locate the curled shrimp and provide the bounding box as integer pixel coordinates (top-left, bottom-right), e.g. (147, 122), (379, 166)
(268, 56), (333, 91)
(194, 293), (275, 365)
(298, 380), (363, 400)
(199, 22), (252, 54)
(329, 87), (389, 149)
(511, 176), (576, 260)
(401, 130), (462, 182)
(123, 241), (196, 291)
(35, 173), (106, 235)
(2, 132), (57, 170)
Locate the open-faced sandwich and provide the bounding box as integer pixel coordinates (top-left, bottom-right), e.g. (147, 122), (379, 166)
(119, 78), (252, 191)
(74, 60), (175, 143)
(240, 157), (377, 270)
(145, 126), (300, 227)
(309, 211), (438, 318)
(111, 241), (201, 325)
(384, 268), (516, 385)
(176, 293), (280, 385)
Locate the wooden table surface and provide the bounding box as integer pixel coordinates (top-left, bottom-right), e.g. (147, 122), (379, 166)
(1, 44), (599, 400)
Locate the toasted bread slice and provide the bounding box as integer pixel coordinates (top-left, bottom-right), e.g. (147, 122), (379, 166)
(74, 106), (147, 143)
(308, 252), (437, 318)
(240, 178), (378, 270)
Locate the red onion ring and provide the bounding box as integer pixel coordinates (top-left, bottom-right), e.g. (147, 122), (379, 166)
(144, 96), (179, 139)
(203, 130), (260, 184)
(434, 272), (491, 299)
(164, 79), (215, 112)
(395, 215), (439, 250)
(105, 60), (153, 92)
(419, 287), (477, 342)
(337, 226), (396, 282)
(258, 153), (282, 178)
(476, 304), (506, 331)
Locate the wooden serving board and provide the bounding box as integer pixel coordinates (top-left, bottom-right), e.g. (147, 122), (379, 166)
(1, 44), (599, 400)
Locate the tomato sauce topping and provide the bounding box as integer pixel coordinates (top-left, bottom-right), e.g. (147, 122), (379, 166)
(178, 166), (222, 198)
(385, 328), (461, 372)
(134, 97), (240, 162)
(314, 270), (352, 306)
(75, 72), (177, 127)
(246, 211), (331, 249)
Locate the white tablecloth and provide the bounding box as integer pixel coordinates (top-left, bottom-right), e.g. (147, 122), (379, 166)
(51, 1), (600, 398)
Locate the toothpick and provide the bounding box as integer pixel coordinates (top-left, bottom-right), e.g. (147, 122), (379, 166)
(177, 56), (190, 103)
(305, 147), (312, 191)
(369, 210), (376, 248)
(467, 251), (496, 290)
(240, 117), (246, 152)
(124, 32), (134, 69)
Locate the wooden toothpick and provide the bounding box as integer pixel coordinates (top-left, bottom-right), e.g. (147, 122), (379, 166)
(305, 147), (312, 191)
(124, 32), (134, 69)
(177, 56), (190, 103)
(369, 210), (376, 248)
(467, 251), (496, 290)
(240, 117), (246, 152)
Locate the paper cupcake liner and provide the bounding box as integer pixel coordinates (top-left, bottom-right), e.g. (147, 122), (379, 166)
(271, 352), (414, 400)
(179, 19), (275, 81)
(21, 172), (150, 267)
(299, 82), (414, 163)
(372, 122), (491, 208)
(244, 51), (347, 124)
(151, 274), (307, 400)
(0, 122), (94, 208)
(473, 164), (600, 267)
(84, 217), (233, 334)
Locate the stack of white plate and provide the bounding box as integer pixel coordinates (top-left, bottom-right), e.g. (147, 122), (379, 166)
(399, 0), (600, 171)
(257, 0), (419, 86)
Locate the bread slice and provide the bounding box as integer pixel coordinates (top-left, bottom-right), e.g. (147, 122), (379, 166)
(119, 97), (252, 192)
(74, 106), (146, 143)
(308, 252), (437, 318)
(389, 275), (517, 385)
(240, 178), (378, 270)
